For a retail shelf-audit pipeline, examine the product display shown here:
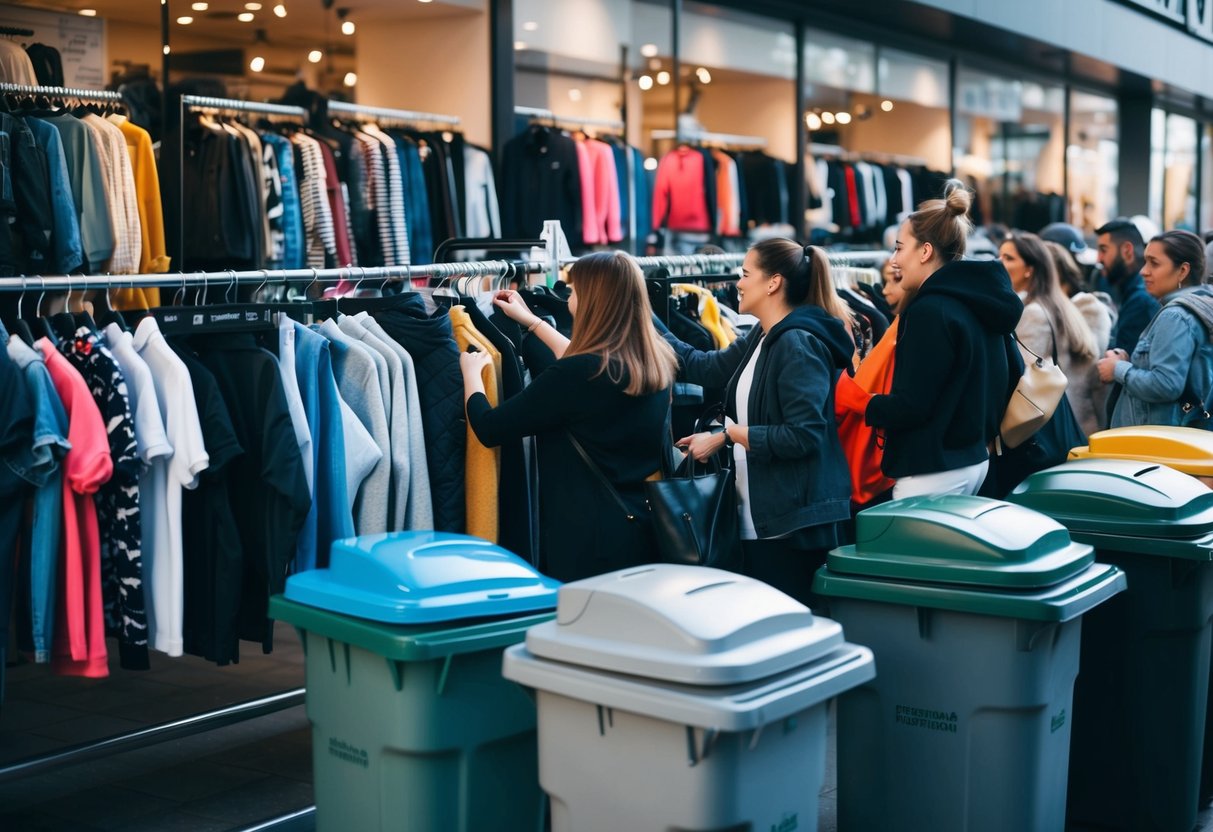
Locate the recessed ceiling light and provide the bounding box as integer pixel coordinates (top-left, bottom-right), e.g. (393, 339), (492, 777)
(162, 45), (171, 54)
(418, 0), (433, 3)
(638, 75), (653, 91)
(696, 67), (711, 84)
(656, 70), (670, 86)
(522, 21), (538, 31)
(237, 12), (254, 21)
(881, 99), (895, 112)
(514, 40), (526, 50)
(643, 157), (658, 171)
(836, 111), (852, 125)
(273, 3), (287, 17)
(78, 8), (97, 15)
(341, 20), (355, 35)
(806, 112), (822, 131)
(245, 2), (262, 8)
(821, 111), (835, 125)
(640, 43), (658, 58)
(343, 72), (357, 86)
(191, 2), (207, 10)
(176, 15), (193, 24)
(249, 56), (265, 72)
(308, 49), (323, 63)
(568, 88), (582, 102)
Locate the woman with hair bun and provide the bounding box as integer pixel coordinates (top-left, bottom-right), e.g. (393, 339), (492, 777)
(865, 181), (1024, 498)
(665, 238), (854, 606)
(1097, 229), (1213, 428)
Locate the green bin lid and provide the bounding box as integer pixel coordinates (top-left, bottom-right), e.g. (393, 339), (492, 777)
(827, 495), (1095, 589)
(1007, 459), (1213, 560)
(268, 595), (554, 662)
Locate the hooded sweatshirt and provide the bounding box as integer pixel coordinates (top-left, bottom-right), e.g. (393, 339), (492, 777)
(666, 304), (855, 539)
(867, 259), (1023, 479)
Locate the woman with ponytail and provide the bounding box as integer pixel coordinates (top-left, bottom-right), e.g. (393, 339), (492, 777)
(865, 181), (1024, 498)
(665, 239), (854, 606)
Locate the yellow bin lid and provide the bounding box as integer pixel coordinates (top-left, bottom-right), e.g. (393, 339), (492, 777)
(1068, 426), (1213, 475)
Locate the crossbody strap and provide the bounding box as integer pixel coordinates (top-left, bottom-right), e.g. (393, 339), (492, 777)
(566, 432), (639, 521)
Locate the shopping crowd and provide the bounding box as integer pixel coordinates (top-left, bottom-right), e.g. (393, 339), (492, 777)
(460, 180), (1213, 604)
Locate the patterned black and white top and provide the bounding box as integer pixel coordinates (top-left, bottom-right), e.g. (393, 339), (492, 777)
(61, 326), (148, 670)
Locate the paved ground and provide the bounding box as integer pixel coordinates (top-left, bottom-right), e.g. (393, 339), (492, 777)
(3, 626), (1213, 831)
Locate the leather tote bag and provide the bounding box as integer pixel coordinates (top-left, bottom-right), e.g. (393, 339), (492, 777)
(1000, 332), (1067, 450)
(644, 453), (742, 572)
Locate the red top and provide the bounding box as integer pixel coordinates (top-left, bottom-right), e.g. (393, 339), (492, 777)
(653, 147), (711, 233)
(40, 340), (113, 678)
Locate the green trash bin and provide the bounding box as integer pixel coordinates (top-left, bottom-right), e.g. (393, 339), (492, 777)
(1008, 459), (1213, 832)
(813, 495), (1125, 832)
(269, 531), (560, 832)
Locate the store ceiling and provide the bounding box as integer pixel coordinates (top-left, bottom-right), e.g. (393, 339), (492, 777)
(6, 0), (484, 47)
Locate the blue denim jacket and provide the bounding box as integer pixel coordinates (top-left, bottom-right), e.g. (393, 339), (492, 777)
(1110, 288), (1213, 428)
(5, 332), (70, 663)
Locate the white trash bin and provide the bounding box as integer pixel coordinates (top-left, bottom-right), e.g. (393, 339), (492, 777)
(502, 564), (875, 832)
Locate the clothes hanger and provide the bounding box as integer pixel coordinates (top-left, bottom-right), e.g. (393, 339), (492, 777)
(93, 274), (130, 333)
(10, 275), (35, 346)
(49, 273), (79, 343)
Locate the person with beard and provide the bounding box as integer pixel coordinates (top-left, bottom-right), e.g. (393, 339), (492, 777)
(667, 238), (855, 607)
(1095, 218), (1161, 355)
(865, 181), (1024, 498)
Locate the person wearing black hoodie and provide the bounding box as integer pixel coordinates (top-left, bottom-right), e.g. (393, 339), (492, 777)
(668, 239), (855, 606)
(866, 181), (1023, 498)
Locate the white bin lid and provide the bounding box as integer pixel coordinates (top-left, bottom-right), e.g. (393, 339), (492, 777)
(523, 564), (844, 685)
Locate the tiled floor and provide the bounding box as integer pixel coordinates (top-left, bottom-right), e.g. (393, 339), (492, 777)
(4, 627), (1213, 832)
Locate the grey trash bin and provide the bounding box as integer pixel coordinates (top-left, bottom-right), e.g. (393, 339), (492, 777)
(813, 495), (1126, 832)
(502, 564), (875, 832)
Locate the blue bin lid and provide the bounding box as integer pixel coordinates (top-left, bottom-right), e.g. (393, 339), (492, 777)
(284, 531), (560, 624)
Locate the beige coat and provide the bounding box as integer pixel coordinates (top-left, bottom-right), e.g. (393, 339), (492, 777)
(1016, 293), (1116, 438)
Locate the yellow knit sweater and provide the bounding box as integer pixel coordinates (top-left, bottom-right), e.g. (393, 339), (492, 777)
(450, 306), (501, 543)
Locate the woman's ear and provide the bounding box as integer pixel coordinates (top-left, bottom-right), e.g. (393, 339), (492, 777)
(766, 274), (783, 296)
(1179, 262), (1192, 285)
(920, 242), (934, 264)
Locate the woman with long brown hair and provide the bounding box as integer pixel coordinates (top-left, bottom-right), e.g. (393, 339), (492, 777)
(461, 250), (678, 581)
(1000, 231), (1105, 435)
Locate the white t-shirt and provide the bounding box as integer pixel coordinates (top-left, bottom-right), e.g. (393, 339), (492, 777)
(133, 317), (209, 657)
(733, 336), (765, 540)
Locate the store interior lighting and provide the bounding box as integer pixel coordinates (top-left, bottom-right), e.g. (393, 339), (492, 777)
(176, 15), (193, 24)
(881, 99), (895, 112)
(343, 71), (357, 86)
(821, 111), (836, 124)
(640, 43), (659, 58)
(237, 12), (255, 21)
(273, 4), (287, 17)
(308, 49), (323, 63)
(249, 55), (266, 72)
(836, 111), (852, 125)
(806, 112), (823, 131)
(696, 67), (712, 84)
(638, 75), (654, 91)
(191, 2), (208, 10)
(656, 70), (671, 85)
(77, 8), (96, 15)
(522, 21), (539, 31)
(246, 2), (262, 9)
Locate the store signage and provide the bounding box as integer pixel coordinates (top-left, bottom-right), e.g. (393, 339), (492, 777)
(1124, 0), (1188, 24)
(1190, 0), (1213, 42)
(0, 3), (106, 88)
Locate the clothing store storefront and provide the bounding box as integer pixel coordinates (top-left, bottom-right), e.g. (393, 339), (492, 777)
(2, 0), (1213, 258)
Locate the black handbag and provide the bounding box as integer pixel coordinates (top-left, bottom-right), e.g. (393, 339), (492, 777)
(644, 453), (743, 572)
(566, 427), (741, 573)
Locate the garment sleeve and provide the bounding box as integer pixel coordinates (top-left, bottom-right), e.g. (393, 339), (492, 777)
(657, 312), (754, 389)
(652, 154), (671, 230)
(747, 333), (832, 463)
(466, 360), (586, 448)
(866, 305), (958, 430)
(1113, 308), (1201, 403)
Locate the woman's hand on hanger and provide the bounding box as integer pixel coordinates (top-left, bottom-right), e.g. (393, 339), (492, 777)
(491, 289), (540, 329)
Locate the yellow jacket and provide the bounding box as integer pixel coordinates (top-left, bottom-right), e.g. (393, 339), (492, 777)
(111, 117), (169, 310)
(450, 306), (501, 543)
(672, 284), (735, 348)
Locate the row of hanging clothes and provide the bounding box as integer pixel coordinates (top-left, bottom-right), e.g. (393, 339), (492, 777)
(0, 82), (169, 282)
(651, 134), (796, 244)
(806, 148), (954, 243)
(500, 110), (650, 251)
(161, 85), (501, 276)
(0, 256), (615, 696)
(0, 26), (64, 88)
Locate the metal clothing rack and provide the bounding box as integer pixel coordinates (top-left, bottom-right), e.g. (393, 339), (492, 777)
(0, 26), (34, 37)
(328, 100), (461, 127)
(0, 82), (123, 102)
(514, 105), (624, 131)
(651, 128), (768, 149)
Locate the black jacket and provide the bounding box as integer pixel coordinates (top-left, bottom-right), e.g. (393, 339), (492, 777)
(372, 295), (467, 534)
(867, 259), (1023, 478)
(500, 125), (582, 241)
(666, 305), (854, 539)
(466, 353), (669, 583)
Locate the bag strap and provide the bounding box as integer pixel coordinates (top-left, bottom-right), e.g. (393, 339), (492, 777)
(1010, 331), (1048, 365)
(566, 432), (639, 520)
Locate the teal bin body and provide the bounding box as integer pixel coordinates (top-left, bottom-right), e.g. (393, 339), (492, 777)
(813, 495), (1125, 832)
(1008, 460), (1213, 832)
(270, 531), (560, 832)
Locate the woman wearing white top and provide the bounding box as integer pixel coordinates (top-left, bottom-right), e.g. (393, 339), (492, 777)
(661, 239), (856, 606)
